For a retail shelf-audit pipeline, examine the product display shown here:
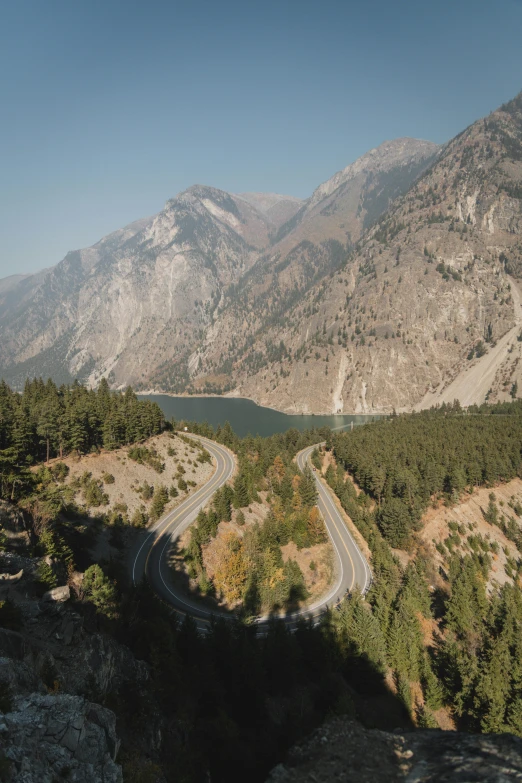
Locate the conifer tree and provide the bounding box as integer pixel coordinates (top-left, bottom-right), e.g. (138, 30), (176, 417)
(233, 473), (250, 508)
(82, 564), (118, 619)
(299, 466), (318, 507)
(151, 484), (169, 521)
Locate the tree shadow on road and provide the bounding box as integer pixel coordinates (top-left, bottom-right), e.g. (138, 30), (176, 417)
(115, 584), (412, 783)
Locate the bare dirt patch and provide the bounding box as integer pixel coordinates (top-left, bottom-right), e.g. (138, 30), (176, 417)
(55, 433), (215, 564)
(61, 432), (214, 520)
(415, 479), (522, 591)
(281, 540), (334, 602)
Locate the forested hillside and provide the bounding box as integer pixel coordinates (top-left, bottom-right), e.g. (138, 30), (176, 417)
(317, 399), (522, 735)
(0, 377), (164, 480)
(3, 392), (522, 780)
(180, 423), (331, 615)
(332, 400), (522, 547)
(0, 404), (406, 782)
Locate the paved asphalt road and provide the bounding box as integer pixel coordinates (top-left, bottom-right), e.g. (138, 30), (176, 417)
(130, 436), (371, 631)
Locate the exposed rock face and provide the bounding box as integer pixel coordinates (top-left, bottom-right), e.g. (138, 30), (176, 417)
(0, 571), (151, 782)
(0, 571), (22, 585)
(0, 188), (301, 391)
(0, 611), (149, 700)
(0, 139), (435, 400)
(0, 693), (122, 783)
(1, 91), (521, 413)
(277, 137), (439, 245)
(266, 717), (522, 783)
(41, 585), (70, 603)
(190, 138), (439, 400)
(198, 92), (522, 413)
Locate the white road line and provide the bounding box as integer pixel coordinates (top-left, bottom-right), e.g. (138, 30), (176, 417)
(299, 445), (372, 595)
(137, 436), (372, 627)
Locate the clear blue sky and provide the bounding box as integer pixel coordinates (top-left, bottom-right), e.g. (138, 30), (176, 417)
(1, 0), (521, 277)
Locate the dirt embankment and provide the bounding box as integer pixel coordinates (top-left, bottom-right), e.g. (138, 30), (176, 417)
(59, 432), (214, 518)
(50, 432), (214, 563)
(414, 479), (522, 592)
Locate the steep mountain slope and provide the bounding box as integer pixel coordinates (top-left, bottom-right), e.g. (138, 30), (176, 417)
(275, 137), (439, 246)
(0, 187), (296, 389)
(197, 92), (522, 413)
(0, 139), (437, 396)
(236, 192), (303, 231)
(188, 139), (439, 390)
(0, 273), (32, 294)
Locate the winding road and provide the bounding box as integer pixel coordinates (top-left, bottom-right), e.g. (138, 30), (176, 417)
(130, 435), (371, 630)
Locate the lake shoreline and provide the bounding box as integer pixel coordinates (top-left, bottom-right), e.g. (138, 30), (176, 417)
(137, 389), (385, 418)
(137, 393), (382, 439)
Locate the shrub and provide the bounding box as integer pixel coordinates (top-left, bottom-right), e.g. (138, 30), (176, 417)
(51, 462), (69, 482)
(150, 485), (169, 521)
(84, 480), (109, 508)
(131, 507), (149, 528)
(37, 561), (58, 590)
(82, 564), (118, 619)
(136, 482), (154, 501)
(127, 447), (164, 473)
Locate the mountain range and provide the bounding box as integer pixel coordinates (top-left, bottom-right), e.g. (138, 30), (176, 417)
(1, 91), (522, 413)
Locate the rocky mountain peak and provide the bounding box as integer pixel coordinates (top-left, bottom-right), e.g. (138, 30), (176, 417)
(237, 192), (302, 213)
(1, 89), (521, 409)
(168, 183), (241, 214)
(215, 91), (522, 415)
(308, 137), (440, 208)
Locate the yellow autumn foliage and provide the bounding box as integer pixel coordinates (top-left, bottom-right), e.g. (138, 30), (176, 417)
(213, 531), (248, 605)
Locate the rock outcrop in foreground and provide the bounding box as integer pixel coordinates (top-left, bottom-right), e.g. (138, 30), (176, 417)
(0, 550), (150, 782)
(0, 693), (121, 783)
(266, 718), (522, 783)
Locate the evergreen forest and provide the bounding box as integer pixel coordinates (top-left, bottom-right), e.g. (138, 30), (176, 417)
(0, 377), (164, 500)
(1, 382), (522, 781)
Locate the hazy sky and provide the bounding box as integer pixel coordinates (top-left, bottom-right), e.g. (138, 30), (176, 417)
(1, 0), (521, 277)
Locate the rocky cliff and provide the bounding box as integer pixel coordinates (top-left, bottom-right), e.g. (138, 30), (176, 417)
(1, 692), (122, 783)
(0, 549), (150, 782)
(1, 91), (521, 414)
(266, 717), (522, 783)
(0, 187), (301, 391)
(0, 138), (436, 401)
(198, 92), (522, 413)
